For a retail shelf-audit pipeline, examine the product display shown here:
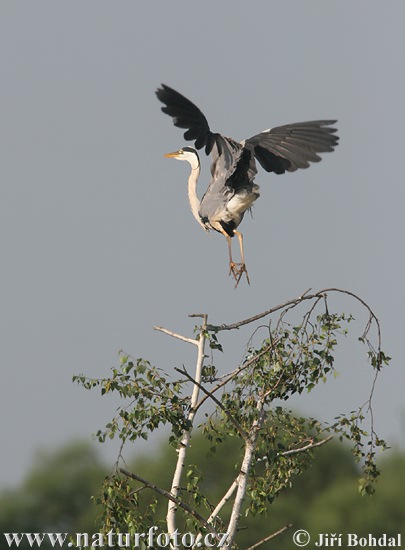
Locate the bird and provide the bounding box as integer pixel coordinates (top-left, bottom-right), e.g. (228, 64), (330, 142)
(156, 84), (339, 286)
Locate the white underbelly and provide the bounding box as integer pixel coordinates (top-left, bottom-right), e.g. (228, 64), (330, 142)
(227, 188), (259, 218)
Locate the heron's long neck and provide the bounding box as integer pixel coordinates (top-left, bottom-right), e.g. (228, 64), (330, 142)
(187, 163), (205, 229)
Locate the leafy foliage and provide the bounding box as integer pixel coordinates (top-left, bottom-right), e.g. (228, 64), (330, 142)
(74, 357), (191, 445)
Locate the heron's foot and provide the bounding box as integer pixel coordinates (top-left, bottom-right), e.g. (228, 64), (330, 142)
(229, 262), (250, 288)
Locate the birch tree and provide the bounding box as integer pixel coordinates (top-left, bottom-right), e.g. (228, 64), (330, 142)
(74, 288), (390, 549)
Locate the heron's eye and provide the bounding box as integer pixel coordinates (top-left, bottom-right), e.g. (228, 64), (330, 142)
(179, 149), (184, 154)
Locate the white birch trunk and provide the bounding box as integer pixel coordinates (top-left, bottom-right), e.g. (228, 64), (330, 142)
(166, 315), (207, 540)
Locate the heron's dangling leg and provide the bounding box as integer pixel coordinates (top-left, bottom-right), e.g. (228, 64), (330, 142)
(226, 235), (234, 274)
(233, 230), (250, 286)
(218, 227), (249, 287)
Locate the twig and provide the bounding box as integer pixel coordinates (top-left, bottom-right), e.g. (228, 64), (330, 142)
(206, 293), (316, 332)
(154, 326), (198, 346)
(189, 313), (208, 320)
(250, 436), (334, 472)
(207, 287), (381, 340)
(278, 435), (333, 457)
(245, 523), (292, 550)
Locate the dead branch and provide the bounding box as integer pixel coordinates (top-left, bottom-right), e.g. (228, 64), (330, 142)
(153, 325), (198, 346)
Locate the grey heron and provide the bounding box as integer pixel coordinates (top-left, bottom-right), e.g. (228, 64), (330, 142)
(156, 84), (339, 286)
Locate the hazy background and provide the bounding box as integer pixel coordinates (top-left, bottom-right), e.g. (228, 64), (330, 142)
(1, 1), (404, 488)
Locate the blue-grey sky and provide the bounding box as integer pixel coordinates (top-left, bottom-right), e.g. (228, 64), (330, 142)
(1, 1), (404, 487)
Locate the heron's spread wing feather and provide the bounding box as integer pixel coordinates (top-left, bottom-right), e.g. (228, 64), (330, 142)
(156, 84), (218, 155)
(245, 121), (339, 174)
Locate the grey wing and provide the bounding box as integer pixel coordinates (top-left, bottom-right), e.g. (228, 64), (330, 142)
(156, 83), (216, 153)
(156, 84), (244, 177)
(244, 120), (339, 175)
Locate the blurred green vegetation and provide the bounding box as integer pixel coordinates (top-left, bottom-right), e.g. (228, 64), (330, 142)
(0, 442), (105, 537)
(0, 434), (403, 549)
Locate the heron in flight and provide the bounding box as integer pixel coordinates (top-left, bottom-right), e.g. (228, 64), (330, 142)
(156, 84), (339, 286)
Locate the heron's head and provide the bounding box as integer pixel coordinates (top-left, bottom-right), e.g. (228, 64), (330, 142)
(164, 146), (200, 170)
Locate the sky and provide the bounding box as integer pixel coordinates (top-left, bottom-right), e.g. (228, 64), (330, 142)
(0, 1), (404, 488)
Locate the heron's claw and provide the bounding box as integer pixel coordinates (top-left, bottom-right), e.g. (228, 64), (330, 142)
(229, 262), (250, 288)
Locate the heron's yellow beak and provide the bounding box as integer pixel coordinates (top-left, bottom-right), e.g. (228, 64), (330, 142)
(164, 150), (181, 158)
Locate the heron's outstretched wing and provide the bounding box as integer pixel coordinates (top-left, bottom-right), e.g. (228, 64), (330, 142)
(156, 84), (220, 154)
(244, 121), (339, 175)
(156, 84), (243, 173)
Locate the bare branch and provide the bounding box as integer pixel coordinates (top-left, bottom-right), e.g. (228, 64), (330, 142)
(300, 287), (312, 298)
(278, 435), (333, 457)
(154, 325), (198, 346)
(189, 313), (208, 321)
(245, 524), (292, 550)
(206, 292), (315, 331)
(207, 287), (381, 345)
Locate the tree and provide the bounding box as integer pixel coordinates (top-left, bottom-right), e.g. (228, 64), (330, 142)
(74, 288), (390, 549)
(0, 442), (105, 549)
